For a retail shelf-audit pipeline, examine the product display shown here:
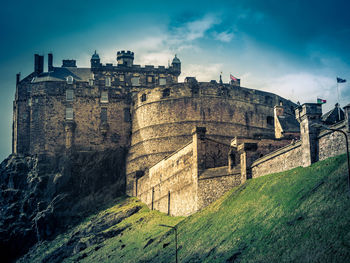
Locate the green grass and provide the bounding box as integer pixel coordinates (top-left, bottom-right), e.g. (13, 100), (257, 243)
(19, 154), (350, 262)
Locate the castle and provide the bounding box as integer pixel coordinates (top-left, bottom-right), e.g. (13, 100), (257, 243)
(13, 50), (350, 216)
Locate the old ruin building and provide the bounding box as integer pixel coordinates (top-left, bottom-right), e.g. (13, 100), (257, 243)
(15, 50), (348, 217)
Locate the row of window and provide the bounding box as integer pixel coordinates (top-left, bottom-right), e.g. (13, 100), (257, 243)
(65, 107), (130, 122)
(104, 76), (166, 87)
(65, 75), (167, 87)
(66, 90), (108, 103)
(140, 88), (171, 103)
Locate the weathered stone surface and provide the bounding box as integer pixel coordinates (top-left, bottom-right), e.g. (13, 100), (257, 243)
(0, 149), (126, 263)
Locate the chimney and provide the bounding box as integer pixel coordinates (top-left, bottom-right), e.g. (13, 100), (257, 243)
(16, 73), (21, 85)
(48, 53), (53, 71)
(34, 54), (44, 74)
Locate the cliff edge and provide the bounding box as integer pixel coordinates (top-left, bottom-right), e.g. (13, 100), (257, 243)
(0, 149), (127, 263)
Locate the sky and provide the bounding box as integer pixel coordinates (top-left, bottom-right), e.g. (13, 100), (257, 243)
(1, 0), (350, 161)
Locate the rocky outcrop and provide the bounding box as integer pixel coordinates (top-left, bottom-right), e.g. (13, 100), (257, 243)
(0, 148), (127, 263)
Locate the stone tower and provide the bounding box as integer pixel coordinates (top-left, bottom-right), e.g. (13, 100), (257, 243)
(90, 51), (101, 68)
(171, 55), (181, 77)
(117, 50), (134, 67)
(295, 103), (322, 167)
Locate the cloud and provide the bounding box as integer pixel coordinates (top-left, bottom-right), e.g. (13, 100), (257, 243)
(168, 14), (220, 50)
(181, 63), (222, 82)
(244, 72), (347, 111)
(213, 31), (234, 42)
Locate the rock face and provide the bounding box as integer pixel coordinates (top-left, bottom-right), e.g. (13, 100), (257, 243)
(0, 148), (126, 263)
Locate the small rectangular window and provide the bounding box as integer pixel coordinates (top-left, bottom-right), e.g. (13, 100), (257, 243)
(28, 98), (32, 106)
(159, 78), (166, 85)
(119, 75), (124, 81)
(105, 77), (111, 87)
(66, 89), (74, 101)
(66, 107), (73, 120)
(124, 108), (131, 122)
(131, 77), (140, 86)
(141, 93), (147, 102)
(147, 76), (153, 83)
(101, 108), (107, 122)
(101, 91), (108, 103)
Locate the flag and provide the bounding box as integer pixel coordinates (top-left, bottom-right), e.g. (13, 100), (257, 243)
(230, 74), (238, 81)
(337, 77), (346, 83)
(317, 98), (327, 104)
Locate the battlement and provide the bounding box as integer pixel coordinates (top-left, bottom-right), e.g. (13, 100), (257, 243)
(117, 50), (135, 57)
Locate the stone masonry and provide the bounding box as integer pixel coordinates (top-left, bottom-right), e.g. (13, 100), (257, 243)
(14, 50), (349, 217)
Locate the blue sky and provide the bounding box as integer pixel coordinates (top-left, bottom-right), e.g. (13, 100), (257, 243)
(1, 0), (350, 161)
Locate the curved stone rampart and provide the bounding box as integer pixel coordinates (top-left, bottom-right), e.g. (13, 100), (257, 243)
(126, 83), (296, 195)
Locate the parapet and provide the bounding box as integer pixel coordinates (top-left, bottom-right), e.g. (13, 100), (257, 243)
(117, 50), (135, 67)
(295, 103), (322, 123)
(117, 50), (134, 57)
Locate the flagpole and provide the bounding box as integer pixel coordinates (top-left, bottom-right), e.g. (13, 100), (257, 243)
(337, 80), (341, 120)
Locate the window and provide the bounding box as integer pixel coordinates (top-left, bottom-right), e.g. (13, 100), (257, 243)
(141, 93), (147, 102)
(101, 91), (108, 103)
(159, 78), (166, 85)
(28, 98), (32, 107)
(131, 77), (140, 86)
(66, 76), (73, 84)
(101, 108), (107, 122)
(162, 88), (170, 98)
(105, 77), (111, 87)
(66, 107), (73, 120)
(147, 76), (153, 83)
(66, 89), (74, 101)
(124, 108), (131, 122)
(119, 75), (124, 81)
(267, 116), (274, 126)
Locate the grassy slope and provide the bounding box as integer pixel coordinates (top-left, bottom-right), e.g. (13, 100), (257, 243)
(19, 154), (350, 263)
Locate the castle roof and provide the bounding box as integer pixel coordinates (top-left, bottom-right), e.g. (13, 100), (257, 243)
(172, 55), (180, 64)
(91, 50), (100, 60)
(321, 103), (345, 125)
(32, 67), (91, 83)
(277, 114), (300, 133)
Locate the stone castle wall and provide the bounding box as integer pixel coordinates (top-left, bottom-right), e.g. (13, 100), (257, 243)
(197, 166), (241, 209)
(318, 122), (349, 161)
(248, 104), (350, 179)
(250, 141), (303, 178)
(136, 141), (196, 216)
(14, 81), (131, 155)
(126, 83), (297, 195)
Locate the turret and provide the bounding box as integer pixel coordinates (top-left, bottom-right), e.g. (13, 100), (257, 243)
(295, 103), (322, 166)
(90, 50), (101, 68)
(171, 54), (181, 77)
(117, 50), (134, 67)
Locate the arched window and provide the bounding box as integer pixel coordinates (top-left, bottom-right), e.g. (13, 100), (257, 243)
(66, 76), (73, 84)
(141, 93), (147, 102)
